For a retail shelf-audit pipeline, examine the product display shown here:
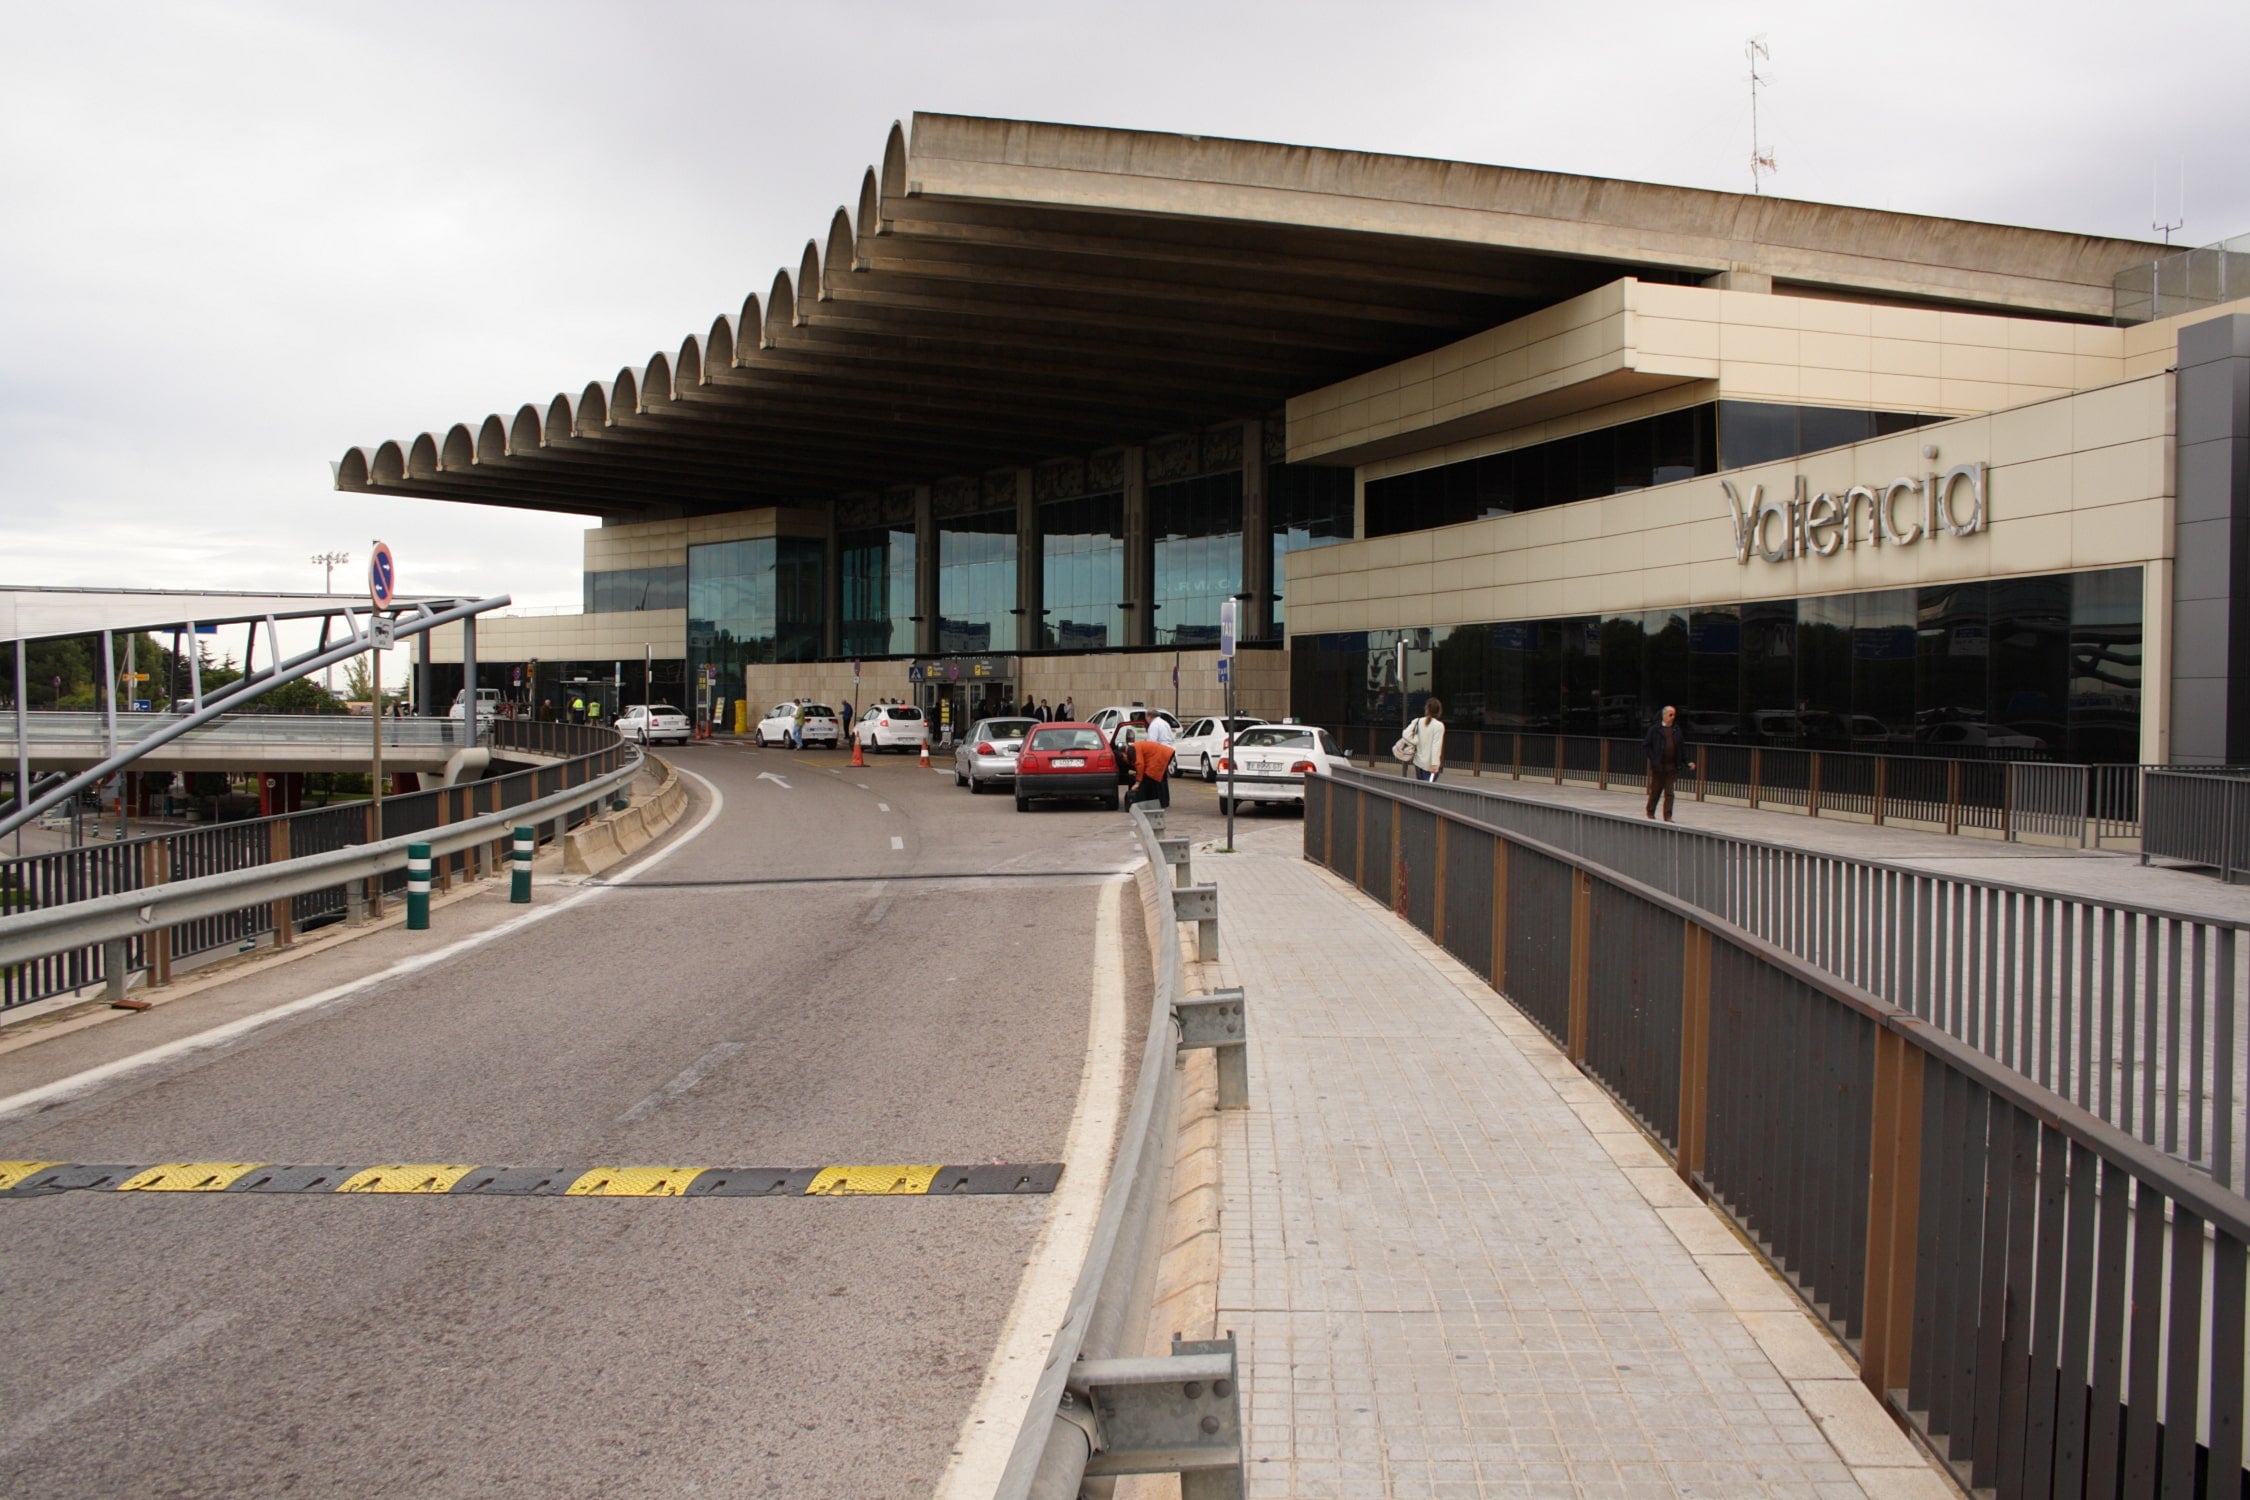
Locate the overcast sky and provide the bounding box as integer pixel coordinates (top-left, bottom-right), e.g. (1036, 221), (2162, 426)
(6, 0), (2246, 617)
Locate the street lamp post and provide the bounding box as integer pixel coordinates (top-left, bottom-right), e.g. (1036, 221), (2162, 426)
(312, 550), (350, 694)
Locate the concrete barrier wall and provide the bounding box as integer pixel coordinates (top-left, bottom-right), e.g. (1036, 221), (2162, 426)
(563, 755), (688, 875)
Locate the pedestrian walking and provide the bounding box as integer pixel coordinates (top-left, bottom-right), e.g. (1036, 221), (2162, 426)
(1148, 713), (1175, 746)
(570, 695), (585, 724)
(1127, 731), (1175, 811)
(1642, 704), (1695, 821)
(791, 698), (807, 750)
(1399, 698), (1446, 782)
(1037, 698), (1052, 722)
(1057, 696), (1073, 721)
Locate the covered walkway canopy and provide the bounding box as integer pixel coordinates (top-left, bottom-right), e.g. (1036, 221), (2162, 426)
(335, 112), (2164, 522)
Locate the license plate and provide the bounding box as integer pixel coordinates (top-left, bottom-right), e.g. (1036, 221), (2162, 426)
(1056, 757), (1085, 768)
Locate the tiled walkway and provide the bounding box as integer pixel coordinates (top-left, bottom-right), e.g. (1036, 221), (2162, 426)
(1193, 823), (1955, 1499)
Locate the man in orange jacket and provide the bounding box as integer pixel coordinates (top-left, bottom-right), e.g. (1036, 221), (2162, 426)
(1128, 734), (1175, 811)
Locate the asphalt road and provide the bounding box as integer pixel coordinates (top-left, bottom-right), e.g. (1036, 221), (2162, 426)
(0, 740), (1173, 1499)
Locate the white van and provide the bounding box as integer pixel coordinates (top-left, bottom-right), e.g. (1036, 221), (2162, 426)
(448, 688), (501, 720)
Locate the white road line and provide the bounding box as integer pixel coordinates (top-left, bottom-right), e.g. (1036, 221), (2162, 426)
(889, 835), (905, 851)
(0, 1309), (237, 1457)
(756, 771), (792, 790)
(876, 803), (890, 813)
(615, 1041), (744, 1124)
(932, 875), (1129, 1499)
(0, 770), (728, 1125)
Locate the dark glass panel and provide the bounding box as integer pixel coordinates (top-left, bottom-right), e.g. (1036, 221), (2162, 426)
(1269, 462), (1355, 636)
(1578, 425), (1617, 499)
(1432, 623), (1496, 728)
(1851, 589), (1917, 749)
(2069, 567), (2142, 765)
(1151, 470), (1243, 645)
(1041, 491), (1124, 650)
(1717, 401), (1799, 470)
(1915, 582), (1991, 748)
(1597, 613), (1647, 735)
(1289, 631), (1363, 728)
(1652, 406), (1711, 486)
(774, 538), (825, 663)
(1642, 609), (1691, 728)
(841, 525), (914, 657)
(1687, 607), (1741, 742)
(1795, 595), (1855, 747)
(1559, 616), (1600, 733)
(1989, 575), (2071, 755)
(1798, 407), (1875, 454)
(938, 508), (1016, 654)
(1739, 600), (1799, 744)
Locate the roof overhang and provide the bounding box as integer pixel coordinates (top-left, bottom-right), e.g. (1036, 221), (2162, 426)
(336, 112), (2165, 522)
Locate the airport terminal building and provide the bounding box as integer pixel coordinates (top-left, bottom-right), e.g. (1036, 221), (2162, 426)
(342, 115), (2250, 765)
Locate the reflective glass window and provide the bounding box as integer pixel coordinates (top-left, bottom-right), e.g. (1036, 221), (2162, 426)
(1851, 590), (1917, 748)
(1916, 582), (1992, 746)
(1151, 470), (1242, 645)
(1687, 607), (1741, 742)
(938, 508), (1017, 654)
(841, 525), (915, 657)
(1990, 575), (2070, 755)
(1040, 492), (1124, 650)
(1795, 595), (1855, 746)
(1642, 609), (1691, 727)
(1597, 614), (1647, 735)
(1269, 462), (1354, 636)
(2069, 567), (2142, 764)
(1740, 601), (1799, 743)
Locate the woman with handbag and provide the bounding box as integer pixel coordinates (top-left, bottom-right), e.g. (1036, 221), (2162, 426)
(1396, 699), (1446, 782)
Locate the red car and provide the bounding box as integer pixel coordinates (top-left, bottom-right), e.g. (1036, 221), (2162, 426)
(1015, 723), (1120, 811)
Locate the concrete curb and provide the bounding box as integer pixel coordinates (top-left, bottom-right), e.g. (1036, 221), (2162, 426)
(563, 754), (687, 875)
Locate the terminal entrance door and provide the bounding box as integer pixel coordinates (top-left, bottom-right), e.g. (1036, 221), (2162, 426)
(923, 680), (1016, 746)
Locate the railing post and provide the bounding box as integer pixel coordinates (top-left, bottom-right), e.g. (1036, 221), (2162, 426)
(267, 817), (294, 948)
(1567, 868), (1592, 1062)
(1512, 732), (1522, 781)
(1391, 798), (1405, 918)
(1471, 729), (1481, 777)
(1861, 1027), (1925, 1407)
(1676, 923), (1711, 1187)
(437, 790), (456, 891)
(1598, 738), (1610, 791)
(1491, 838), (1509, 993)
(1554, 736), (1563, 786)
(1696, 755), (1707, 803)
(1873, 757), (1888, 826)
(1945, 760), (1961, 837)
(2003, 762), (2016, 843)
(1808, 752), (1821, 818)
(1749, 747), (1762, 810)
(1432, 817), (1448, 946)
(1354, 784), (1367, 891)
(142, 839), (172, 987)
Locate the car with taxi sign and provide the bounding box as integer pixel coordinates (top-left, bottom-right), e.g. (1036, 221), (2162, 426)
(854, 703), (928, 753)
(1014, 723), (1119, 811)
(1217, 723), (1354, 813)
(755, 702), (842, 748)
(615, 703), (691, 745)
(1173, 715), (1267, 782)
(954, 716), (1038, 793)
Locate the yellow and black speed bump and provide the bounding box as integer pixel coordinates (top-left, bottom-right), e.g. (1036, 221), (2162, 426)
(0, 1160), (1061, 1200)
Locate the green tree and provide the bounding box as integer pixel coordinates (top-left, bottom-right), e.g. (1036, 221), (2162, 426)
(341, 655), (401, 711)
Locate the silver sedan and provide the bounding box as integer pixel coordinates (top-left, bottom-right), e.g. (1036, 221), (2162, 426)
(954, 717), (1041, 793)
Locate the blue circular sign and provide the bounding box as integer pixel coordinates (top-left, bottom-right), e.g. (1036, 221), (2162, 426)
(367, 542), (397, 608)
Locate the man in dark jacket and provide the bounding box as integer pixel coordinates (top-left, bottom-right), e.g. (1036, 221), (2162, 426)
(1642, 705), (1695, 822)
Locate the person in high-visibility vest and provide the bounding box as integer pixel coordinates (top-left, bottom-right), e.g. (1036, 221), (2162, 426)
(571, 696), (585, 724)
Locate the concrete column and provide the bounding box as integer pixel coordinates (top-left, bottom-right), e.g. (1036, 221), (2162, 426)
(913, 484), (938, 657)
(2170, 314), (2250, 764)
(462, 613), (479, 744)
(822, 507), (843, 659)
(1015, 467), (1040, 653)
(1241, 418), (1273, 642)
(415, 624), (432, 716)
(1123, 446), (1152, 647)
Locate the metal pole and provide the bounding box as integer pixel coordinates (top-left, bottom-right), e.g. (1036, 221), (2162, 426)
(1224, 665), (1237, 853)
(187, 621), (202, 709)
(462, 613), (478, 746)
(12, 636), (26, 856)
(101, 630), (120, 840)
(371, 640), (384, 840)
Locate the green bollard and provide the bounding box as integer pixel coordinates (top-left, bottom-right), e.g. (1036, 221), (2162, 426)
(406, 842), (432, 930)
(510, 824), (534, 904)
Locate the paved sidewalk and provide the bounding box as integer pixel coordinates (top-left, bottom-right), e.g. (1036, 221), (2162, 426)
(1192, 822), (1954, 1499)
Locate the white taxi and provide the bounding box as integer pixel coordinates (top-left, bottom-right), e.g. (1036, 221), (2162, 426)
(855, 703), (929, 753)
(1217, 723), (1354, 813)
(614, 703), (691, 746)
(754, 702), (842, 748)
(1173, 715), (1267, 782)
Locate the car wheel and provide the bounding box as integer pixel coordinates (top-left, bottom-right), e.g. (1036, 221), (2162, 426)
(1015, 792), (1030, 812)
(1202, 757), (1217, 783)
(955, 767), (967, 787)
(1107, 790), (1120, 811)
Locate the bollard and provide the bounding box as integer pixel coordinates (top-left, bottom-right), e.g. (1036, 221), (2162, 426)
(1173, 884), (1219, 963)
(346, 880), (367, 928)
(1158, 834), (1193, 888)
(510, 824), (534, 904)
(406, 842), (432, 930)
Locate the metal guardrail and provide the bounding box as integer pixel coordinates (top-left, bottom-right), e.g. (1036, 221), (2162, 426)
(0, 711), (483, 753)
(2143, 769), (2250, 882)
(1308, 770), (2250, 1498)
(998, 804), (1246, 1499)
(1328, 764), (2250, 1196)
(1321, 726), (2195, 848)
(0, 719), (632, 1007)
(0, 744), (641, 977)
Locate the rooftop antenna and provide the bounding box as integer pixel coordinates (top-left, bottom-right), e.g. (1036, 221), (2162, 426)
(1747, 36), (1777, 195)
(2153, 160), (2185, 245)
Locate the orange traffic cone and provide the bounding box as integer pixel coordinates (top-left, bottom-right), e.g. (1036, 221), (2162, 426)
(918, 738), (931, 768)
(851, 735), (865, 768)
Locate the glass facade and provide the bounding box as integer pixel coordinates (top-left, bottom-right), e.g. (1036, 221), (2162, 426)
(583, 565), (686, 614)
(938, 508), (1017, 654)
(1289, 568), (2143, 762)
(1362, 402), (1938, 539)
(841, 524), (915, 657)
(1270, 462), (1355, 636)
(1040, 492), (1124, 650)
(686, 536), (824, 683)
(1152, 470), (1243, 645)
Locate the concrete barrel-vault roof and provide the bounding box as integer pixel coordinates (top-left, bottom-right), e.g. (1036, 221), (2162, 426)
(335, 112), (2165, 522)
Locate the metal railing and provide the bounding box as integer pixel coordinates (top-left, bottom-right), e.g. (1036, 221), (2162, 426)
(1322, 726), (2186, 848)
(2143, 769), (2250, 882)
(0, 720), (632, 1008)
(0, 710), (483, 754)
(1329, 764), (2250, 1196)
(1307, 770), (2250, 1498)
(999, 805), (1243, 1498)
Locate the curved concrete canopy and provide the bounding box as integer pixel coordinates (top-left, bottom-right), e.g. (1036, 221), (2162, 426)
(337, 111), (2167, 522)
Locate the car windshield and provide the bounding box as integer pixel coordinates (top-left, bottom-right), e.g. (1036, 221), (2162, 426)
(1029, 728), (1103, 751)
(980, 719), (1036, 738)
(1236, 727), (1315, 750)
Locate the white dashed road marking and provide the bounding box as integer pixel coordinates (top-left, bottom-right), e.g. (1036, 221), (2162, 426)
(890, 835), (905, 850)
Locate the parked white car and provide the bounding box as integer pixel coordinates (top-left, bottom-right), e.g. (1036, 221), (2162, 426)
(447, 688), (501, 721)
(614, 703), (691, 745)
(855, 703), (929, 753)
(1173, 715), (1267, 782)
(1218, 724), (1354, 813)
(755, 702), (842, 748)
(953, 716), (1039, 793)
(1087, 705), (1181, 738)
